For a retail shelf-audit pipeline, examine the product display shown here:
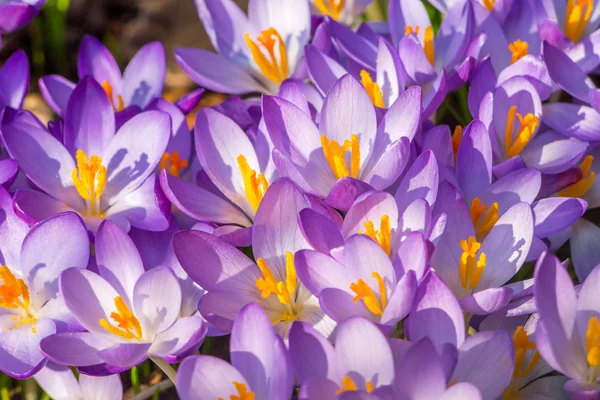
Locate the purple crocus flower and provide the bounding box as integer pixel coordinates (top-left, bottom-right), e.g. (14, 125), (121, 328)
(177, 303), (293, 400)
(174, 178), (336, 337)
(262, 74), (420, 198)
(40, 220), (207, 374)
(289, 316), (395, 398)
(0, 0), (45, 48)
(40, 35), (166, 116)
(35, 362), (122, 400)
(0, 195), (90, 378)
(1, 77), (171, 232)
(161, 106), (277, 244)
(176, 0), (310, 95)
(311, 0), (374, 25)
(0, 50), (29, 111)
(295, 234), (417, 331)
(534, 251), (600, 397)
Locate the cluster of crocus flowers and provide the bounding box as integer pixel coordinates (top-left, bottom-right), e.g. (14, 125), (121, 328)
(2, 0), (600, 398)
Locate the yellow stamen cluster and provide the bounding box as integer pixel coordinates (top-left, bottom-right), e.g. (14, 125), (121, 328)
(587, 316), (600, 367)
(404, 25), (434, 65)
(237, 155), (269, 213)
(314, 0), (345, 20)
(452, 125), (463, 165)
(160, 152), (188, 178)
(217, 382), (255, 400)
(360, 70), (384, 108)
(101, 81), (124, 112)
(504, 105), (538, 158)
(459, 237), (486, 290)
(256, 252), (297, 306)
(483, 0), (495, 12)
(470, 198), (499, 239)
(321, 134), (360, 180)
(509, 40), (528, 64)
(72, 149), (107, 217)
(360, 215), (392, 255)
(0, 266), (37, 332)
(566, 0), (593, 43)
(99, 296), (143, 340)
(558, 155), (596, 198)
(335, 376), (375, 395)
(245, 28), (289, 84)
(350, 272), (387, 316)
(512, 326), (540, 378)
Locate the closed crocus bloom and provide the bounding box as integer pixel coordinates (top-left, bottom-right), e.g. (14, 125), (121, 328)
(35, 362), (122, 400)
(0, 0), (45, 47)
(1, 77), (171, 232)
(40, 220), (207, 374)
(534, 252), (600, 398)
(176, 0), (310, 95)
(263, 75), (420, 198)
(177, 303), (293, 400)
(290, 317), (395, 398)
(0, 191), (90, 378)
(174, 178), (335, 337)
(0, 50), (29, 111)
(40, 35), (166, 116)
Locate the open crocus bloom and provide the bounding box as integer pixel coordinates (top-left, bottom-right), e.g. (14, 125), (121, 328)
(290, 316), (395, 398)
(40, 220), (207, 374)
(0, 200), (89, 378)
(40, 35), (166, 116)
(263, 75), (420, 198)
(35, 362), (122, 400)
(1, 77), (171, 232)
(534, 251), (600, 397)
(161, 107), (277, 243)
(177, 303), (293, 400)
(174, 179), (336, 338)
(176, 0), (310, 95)
(295, 234), (417, 331)
(311, 0), (373, 25)
(0, 50), (29, 111)
(430, 181), (533, 314)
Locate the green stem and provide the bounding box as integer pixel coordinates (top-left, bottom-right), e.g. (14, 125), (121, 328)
(150, 356), (177, 384)
(131, 366), (141, 394)
(130, 379), (174, 400)
(0, 374), (10, 400)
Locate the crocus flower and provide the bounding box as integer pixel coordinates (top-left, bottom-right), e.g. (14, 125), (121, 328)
(40, 35), (166, 116)
(430, 181), (534, 314)
(289, 316), (395, 398)
(313, 0), (374, 26)
(174, 178), (335, 337)
(161, 106), (277, 244)
(0, 50), (29, 111)
(262, 74), (420, 198)
(35, 362), (122, 400)
(534, 251), (600, 397)
(40, 220), (207, 374)
(0, 0), (45, 47)
(295, 234), (417, 331)
(0, 198), (90, 378)
(177, 303), (293, 400)
(1, 77), (171, 232)
(176, 0), (310, 95)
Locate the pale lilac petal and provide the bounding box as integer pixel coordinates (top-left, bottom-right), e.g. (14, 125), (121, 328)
(571, 218), (600, 281)
(388, 0), (431, 47)
(380, 271), (417, 325)
(0, 50), (29, 109)
(459, 287), (514, 315)
(394, 338), (446, 399)
(456, 120), (492, 204)
(533, 198), (587, 238)
(97, 343), (150, 368)
(289, 321), (336, 382)
(80, 374), (123, 400)
(122, 42), (166, 108)
(40, 332), (108, 367)
(0, 186), (29, 267)
(0, 319), (55, 378)
(149, 316), (207, 357)
(77, 35), (122, 91)
(305, 44), (347, 96)
(298, 208), (344, 254)
(542, 103), (600, 142)
(34, 363), (83, 400)
(395, 151), (439, 212)
(38, 75), (75, 116)
(480, 168), (541, 212)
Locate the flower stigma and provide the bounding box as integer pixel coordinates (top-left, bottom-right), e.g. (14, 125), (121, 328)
(509, 40), (528, 64)
(0, 266), (37, 333)
(459, 237), (486, 290)
(256, 252), (299, 322)
(321, 134), (360, 180)
(566, 0), (593, 42)
(504, 105), (538, 158)
(160, 152), (188, 178)
(360, 70), (384, 108)
(314, 0), (345, 20)
(72, 149), (107, 217)
(350, 272), (387, 316)
(237, 155), (269, 212)
(470, 198), (499, 239)
(101, 81), (125, 112)
(217, 382), (255, 400)
(99, 296), (143, 340)
(245, 28), (288, 84)
(405, 25), (434, 66)
(558, 155), (595, 198)
(335, 376), (375, 395)
(359, 215), (392, 255)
